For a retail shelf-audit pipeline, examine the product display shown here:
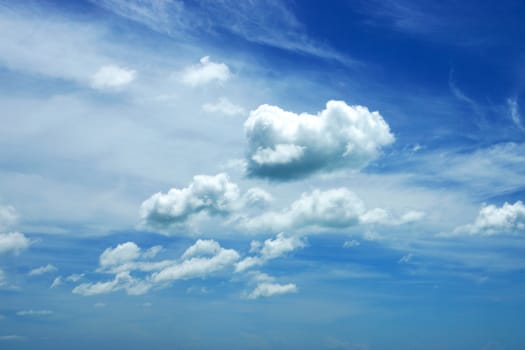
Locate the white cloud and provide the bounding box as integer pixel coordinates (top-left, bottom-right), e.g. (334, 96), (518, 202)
(73, 239), (240, 296)
(0, 205), (18, 231)
(343, 240), (360, 248)
(90, 65), (136, 90)
(16, 310), (53, 316)
(236, 233), (306, 272)
(245, 273), (298, 300)
(398, 253), (413, 264)
(140, 173), (241, 231)
(181, 239), (221, 259)
(243, 188), (424, 233)
(0, 232), (30, 255)
(50, 276), (62, 288)
(244, 100), (394, 179)
(244, 188), (365, 232)
(0, 335), (25, 341)
(29, 264), (57, 276)
(73, 271), (151, 296)
(508, 98), (524, 131)
(151, 242), (239, 283)
(241, 188), (273, 209)
(181, 56), (231, 86)
(100, 242), (141, 268)
(454, 201), (525, 235)
(66, 273), (84, 282)
(202, 97), (244, 116)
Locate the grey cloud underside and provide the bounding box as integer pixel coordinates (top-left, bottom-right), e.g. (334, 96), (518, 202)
(244, 101), (395, 180)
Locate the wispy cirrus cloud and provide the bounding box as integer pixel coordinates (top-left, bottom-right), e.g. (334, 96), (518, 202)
(91, 0), (353, 64)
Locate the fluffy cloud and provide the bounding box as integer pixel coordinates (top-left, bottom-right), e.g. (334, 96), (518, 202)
(202, 97), (244, 116)
(140, 173), (241, 231)
(243, 188), (424, 232)
(454, 201), (525, 235)
(0, 205), (18, 231)
(0, 232), (30, 255)
(244, 273), (297, 299)
(181, 56), (231, 86)
(29, 264), (57, 276)
(73, 239), (240, 296)
(151, 245), (239, 284)
(244, 100), (394, 179)
(236, 233), (306, 272)
(90, 65), (136, 90)
(99, 242), (141, 268)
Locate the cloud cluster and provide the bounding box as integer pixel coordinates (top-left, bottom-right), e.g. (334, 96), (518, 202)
(140, 173), (241, 231)
(181, 56), (231, 86)
(0, 232), (31, 255)
(140, 173), (274, 233)
(90, 65), (136, 90)
(454, 201), (525, 235)
(244, 100), (395, 179)
(242, 188), (423, 232)
(73, 239), (240, 296)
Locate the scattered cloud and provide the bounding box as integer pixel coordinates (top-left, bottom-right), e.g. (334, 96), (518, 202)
(398, 253), (413, 264)
(343, 240), (360, 248)
(508, 98), (524, 131)
(50, 277), (62, 288)
(0, 232), (31, 255)
(202, 97), (245, 116)
(181, 56), (231, 86)
(66, 274), (84, 282)
(236, 233), (306, 272)
(90, 65), (136, 90)
(244, 100), (394, 180)
(29, 264), (57, 276)
(73, 239), (240, 296)
(454, 201), (525, 235)
(16, 310), (53, 316)
(0, 335), (25, 341)
(244, 273), (297, 299)
(92, 0), (350, 64)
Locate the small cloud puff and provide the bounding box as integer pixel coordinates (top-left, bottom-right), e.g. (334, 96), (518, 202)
(243, 273), (297, 299)
(236, 233), (306, 272)
(181, 56), (231, 86)
(454, 201), (525, 235)
(244, 100), (395, 180)
(90, 65), (136, 90)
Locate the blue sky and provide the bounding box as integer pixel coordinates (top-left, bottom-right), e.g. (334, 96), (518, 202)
(1, 0), (525, 349)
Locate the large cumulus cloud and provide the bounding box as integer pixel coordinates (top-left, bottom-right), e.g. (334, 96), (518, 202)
(244, 100), (395, 179)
